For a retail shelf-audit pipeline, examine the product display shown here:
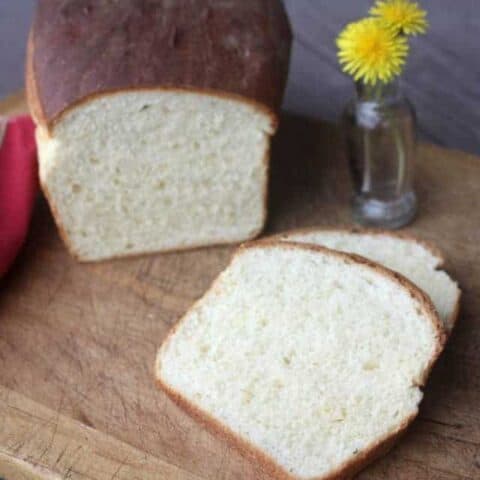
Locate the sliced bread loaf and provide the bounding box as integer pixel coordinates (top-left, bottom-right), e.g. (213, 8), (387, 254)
(27, 0), (291, 261)
(276, 228), (460, 334)
(156, 242), (444, 480)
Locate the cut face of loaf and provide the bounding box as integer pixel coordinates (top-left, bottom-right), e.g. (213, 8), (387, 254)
(277, 228), (460, 334)
(156, 242), (444, 480)
(27, 0), (291, 261)
(37, 91), (273, 260)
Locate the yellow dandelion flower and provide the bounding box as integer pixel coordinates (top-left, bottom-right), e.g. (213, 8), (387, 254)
(337, 18), (409, 85)
(370, 0), (428, 35)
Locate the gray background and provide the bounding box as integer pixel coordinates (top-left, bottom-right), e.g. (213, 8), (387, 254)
(1, 0), (478, 154)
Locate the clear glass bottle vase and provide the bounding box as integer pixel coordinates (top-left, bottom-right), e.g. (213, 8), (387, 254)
(342, 80), (417, 229)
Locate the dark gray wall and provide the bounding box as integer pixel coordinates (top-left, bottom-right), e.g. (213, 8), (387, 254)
(0, 0), (35, 97)
(1, 1), (479, 154)
(282, 0), (480, 155)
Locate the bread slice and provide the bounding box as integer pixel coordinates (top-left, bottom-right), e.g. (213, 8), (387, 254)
(275, 228), (460, 334)
(156, 242), (444, 480)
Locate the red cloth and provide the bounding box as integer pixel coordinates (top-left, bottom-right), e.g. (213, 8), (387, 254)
(0, 116), (38, 277)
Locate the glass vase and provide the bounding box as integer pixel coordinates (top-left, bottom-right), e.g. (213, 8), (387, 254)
(342, 80), (417, 229)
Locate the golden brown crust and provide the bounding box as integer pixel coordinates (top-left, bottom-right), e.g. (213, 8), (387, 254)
(28, 0), (291, 132)
(155, 241), (446, 480)
(26, 11), (281, 135)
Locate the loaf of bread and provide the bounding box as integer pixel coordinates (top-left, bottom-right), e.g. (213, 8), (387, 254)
(156, 242), (445, 480)
(276, 228), (461, 334)
(26, 0), (291, 261)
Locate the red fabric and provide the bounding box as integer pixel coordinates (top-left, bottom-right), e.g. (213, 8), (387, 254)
(0, 116), (38, 277)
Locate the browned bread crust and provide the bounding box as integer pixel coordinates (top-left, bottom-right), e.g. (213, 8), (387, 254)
(27, 0), (291, 131)
(156, 241), (445, 480)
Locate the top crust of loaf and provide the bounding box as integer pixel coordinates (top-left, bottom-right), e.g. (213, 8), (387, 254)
(26, 0), (291, 131)
(156, 241), (445, 480)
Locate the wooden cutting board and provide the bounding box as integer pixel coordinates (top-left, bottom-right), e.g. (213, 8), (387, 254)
(1, 93), (479, 480)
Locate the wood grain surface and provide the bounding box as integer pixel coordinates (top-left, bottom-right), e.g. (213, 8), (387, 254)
(0, 94), (479, 480)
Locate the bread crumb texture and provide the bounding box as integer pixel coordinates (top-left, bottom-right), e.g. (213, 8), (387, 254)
(281, 230), (459, 332)
(37, 91), (273, 260)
